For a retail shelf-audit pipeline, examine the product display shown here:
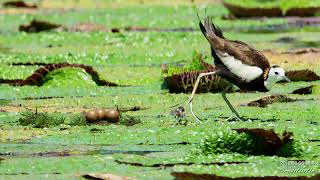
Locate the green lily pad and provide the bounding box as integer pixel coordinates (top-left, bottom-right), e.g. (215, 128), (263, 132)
(42, 67), (97, 88)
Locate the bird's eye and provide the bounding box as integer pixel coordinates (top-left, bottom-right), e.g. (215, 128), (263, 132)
(275, 72), (279, 75)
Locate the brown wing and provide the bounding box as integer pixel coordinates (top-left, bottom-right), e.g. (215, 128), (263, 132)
(227, 40), (270, 70)
(199, 16), (270, 73)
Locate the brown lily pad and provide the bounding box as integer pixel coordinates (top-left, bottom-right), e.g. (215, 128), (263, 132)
(245, 95), (296, 107)
(171, 172), (320, 180)
(164, 54), (229, 93)
(292, 86), (314, 95)
(286, 7), (320, 17)
(232, 128), (293, 155)
(82, 173), (135, 180)
(285, 69), (320, 82)
(19, 19), (61, 33)
(0, 63), (118, 86)
(292, 85), (320, 95)
(164, 69), (229, 93)
(2, 1), (37, 8)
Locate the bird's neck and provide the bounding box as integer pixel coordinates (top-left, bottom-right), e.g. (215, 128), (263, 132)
(264, 76), (278, 91)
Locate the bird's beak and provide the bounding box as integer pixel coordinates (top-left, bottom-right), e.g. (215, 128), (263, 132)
(282, 76), (291, 82)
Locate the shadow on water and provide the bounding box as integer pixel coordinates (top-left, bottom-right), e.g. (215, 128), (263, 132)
(0, 144), (168, 158)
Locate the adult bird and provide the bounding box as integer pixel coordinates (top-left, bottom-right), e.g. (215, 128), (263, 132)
(186, 16), (291, 121)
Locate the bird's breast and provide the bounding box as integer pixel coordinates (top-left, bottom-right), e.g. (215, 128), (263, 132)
(216, 51), (263, 82)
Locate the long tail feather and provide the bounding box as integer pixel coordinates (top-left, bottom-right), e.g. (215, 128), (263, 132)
(199, 16), (224, 39)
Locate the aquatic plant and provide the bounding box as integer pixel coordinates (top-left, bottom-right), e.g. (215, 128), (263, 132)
(197, 129), (303, 157)
(19, 110), (86, 128)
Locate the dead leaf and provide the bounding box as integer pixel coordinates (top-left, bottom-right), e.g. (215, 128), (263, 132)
(19, 19), (61, 33)
(292, 86), (313, 94)
(285, 69), (320, 82)
(245, 95), (296, 107)
(163, 53), (229, 93)
(82, 173), (135, 180)
(3, 1), (37, 8)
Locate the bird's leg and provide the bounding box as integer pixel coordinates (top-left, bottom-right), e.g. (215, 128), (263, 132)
(186, 71), (217, 121)
(221, 84), (244, 121)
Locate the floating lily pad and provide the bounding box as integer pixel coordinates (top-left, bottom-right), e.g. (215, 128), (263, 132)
(19, 19), (61, 33)
(2, 1), (37, 8)
(163, 53), (229, 93)
(164, 70), (229, 93)
(42, 68), (98, 88)
(245, 95), (296, 107)
(292, 85), (320, 95)
(18, 110), (86, 128)
(197, 129), (302, 157)
(82, 173), (135, 180)
(0, 63), (118, 87)
(285, 69), (320, 82)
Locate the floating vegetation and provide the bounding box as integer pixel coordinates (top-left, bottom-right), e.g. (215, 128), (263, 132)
(164, 51), (207, 77)
(197, 129), (303, 157)
(2, 0), (37, 9)
(19, 110), (86, 128)
(164, 70), (229, 93)
(82, 173), (135, 180)
(285, 69), (320, 82)
(0, 63), (118, 87)
(1, 1), (320, 179)
(292, 85), (320, 95)
(18, 109), (140, 128)
(19, 19), (61, 33)
(163, 52), (229, 93)
(245, 95), (296, 107)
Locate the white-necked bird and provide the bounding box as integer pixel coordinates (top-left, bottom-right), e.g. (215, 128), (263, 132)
(187, 16), (291, 121)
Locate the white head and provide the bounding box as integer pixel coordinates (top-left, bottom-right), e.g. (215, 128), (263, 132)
(264, 65), (290, 90)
